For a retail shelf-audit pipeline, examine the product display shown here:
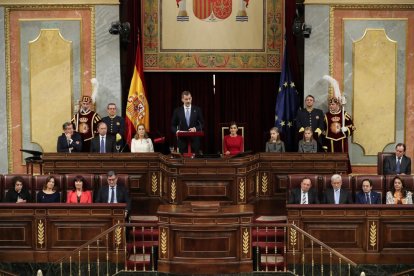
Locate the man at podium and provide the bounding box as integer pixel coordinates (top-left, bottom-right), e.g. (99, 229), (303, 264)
(171, 91), (204, 154)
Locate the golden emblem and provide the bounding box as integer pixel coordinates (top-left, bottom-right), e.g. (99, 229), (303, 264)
(330, 122), (341, 134)
(79, 123), (90, 134)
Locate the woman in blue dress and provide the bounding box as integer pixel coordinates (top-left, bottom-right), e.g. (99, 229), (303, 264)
(37, 176), (60, 203)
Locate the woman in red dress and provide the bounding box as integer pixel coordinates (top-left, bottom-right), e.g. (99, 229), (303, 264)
(223, 122), (244, 156)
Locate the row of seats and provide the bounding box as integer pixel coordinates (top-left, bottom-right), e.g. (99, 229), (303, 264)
(0, 174), (129, 203)
(287, 174), (414, 204)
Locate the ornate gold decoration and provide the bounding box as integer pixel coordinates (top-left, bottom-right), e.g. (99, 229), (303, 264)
(239, 178), (245, 201)
(90, 6), (96, 79)
(37, 220), (45, 247)
(305, 0), (414, 4)
(29, 29), (73, 152)
(5, 8), (13, 172)
(160, 228), (167, 256)
(255, 173), (259, 195)
(115, 225), (122, 247)
(0, 0), (118, 4)
(151, 172), (158, 194)
(261, 173), (268, 193)
(290, 227), (297, 247)
(369, 221), (377, 248)
(242, 228), (249, 255)
(170, 179), (176, 202)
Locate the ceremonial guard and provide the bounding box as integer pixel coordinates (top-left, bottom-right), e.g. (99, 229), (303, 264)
(71, 79), (101, 152)
(322, 76), (355, 153)
(102, 103), (125, 151)
(296, 95), (324, 150)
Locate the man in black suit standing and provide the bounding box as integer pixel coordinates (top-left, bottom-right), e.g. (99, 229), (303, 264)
(383, 143), (411, 175)
(95, 171), (131, 214)
(288, 177), (320, 204)
(90, 122), (116, 153)
(171, 91), (204, 154)
(323, 174), (353, 204)
(57, 122), (83, 152)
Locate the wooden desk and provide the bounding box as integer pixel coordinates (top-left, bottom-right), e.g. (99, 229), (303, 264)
(42, 153), (349, 215)
(0, 203), (125, 262)
(287, 204), (414, 264)
(157, 203), (254, 274)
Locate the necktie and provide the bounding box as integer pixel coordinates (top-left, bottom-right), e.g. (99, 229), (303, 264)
(334, 189), (340, 204)
(365, 193), (370, 204)
(110, 187), (115, 203)
(185, 108), (190, 126)
(100, 137), (105, 153)
(302, 192), (307, 204)
(396, 157), (401, 174)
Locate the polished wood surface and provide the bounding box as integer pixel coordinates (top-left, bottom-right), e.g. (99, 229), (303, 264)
(157, 203), (254, 274)
(287, 204), (414, 264)
(0, 203), (125, 262)
(42, 152), (349, 215)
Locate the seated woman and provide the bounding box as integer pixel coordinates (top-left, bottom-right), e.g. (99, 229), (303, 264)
(298, 127), (317, 153)
(37, 176), (60, 203)
(3, 176), (31, 203)
(223, 121), (244, 156)
(131, 124), (154, 153)
(265, 127), (285, 152)
(386, 176), (413, 204)
(66, 175), (92, 203)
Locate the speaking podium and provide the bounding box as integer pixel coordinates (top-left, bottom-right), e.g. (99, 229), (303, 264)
(176, 131), (204, 157)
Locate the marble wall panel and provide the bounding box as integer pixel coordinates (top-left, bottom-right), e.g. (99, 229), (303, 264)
(95, 5), (121, 117)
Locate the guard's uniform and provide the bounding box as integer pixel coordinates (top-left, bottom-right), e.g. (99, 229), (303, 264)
(323, 109), (354, 153)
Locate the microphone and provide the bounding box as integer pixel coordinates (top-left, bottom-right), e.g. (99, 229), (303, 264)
(120, 143), (128, 153)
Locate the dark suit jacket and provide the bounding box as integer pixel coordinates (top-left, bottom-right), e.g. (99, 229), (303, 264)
(90, 135), (116, 153)
(95, 184), (131, 211)
(57, 132), (83, 152)
(171, 105), (204, 133)
(323, 188), (353, 204)
(171, 105), (204, 153)
(384, 154), (411, 175)
(288, 188), (320, 204)
(355, 191), (381, 204)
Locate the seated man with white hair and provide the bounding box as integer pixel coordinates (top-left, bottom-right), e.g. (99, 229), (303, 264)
(323, 174), (353, 204)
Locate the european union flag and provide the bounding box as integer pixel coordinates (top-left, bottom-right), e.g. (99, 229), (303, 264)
(275, 49), (299, 152)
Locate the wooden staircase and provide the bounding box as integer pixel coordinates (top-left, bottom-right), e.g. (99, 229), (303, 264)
(252, 216), (287, 272)
(126, 216), (159, 271)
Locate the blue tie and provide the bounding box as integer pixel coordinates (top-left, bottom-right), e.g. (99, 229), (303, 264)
(396, 157), (401, 174)
(100, 137), (105, 153)
(185, 108), (190, 126)
(334, 189), (340, 204)
(110, 187), (115, 203)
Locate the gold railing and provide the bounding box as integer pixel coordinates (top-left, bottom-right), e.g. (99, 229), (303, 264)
(252, 223), (358, 275)
(56, 221), (359, 275)
(54, 222), (158, 275)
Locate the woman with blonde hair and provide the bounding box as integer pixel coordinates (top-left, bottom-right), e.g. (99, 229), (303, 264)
(131, 124), (154, 153)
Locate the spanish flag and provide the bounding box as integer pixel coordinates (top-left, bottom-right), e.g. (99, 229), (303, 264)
(125, 39), (149, 147)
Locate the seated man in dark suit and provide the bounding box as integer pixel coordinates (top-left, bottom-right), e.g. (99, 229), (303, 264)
(323, 174), (353, 204)
(383, 143), (411, 175)
(95, 171), (131, 215)
(288, 177), (320, 204)
(57, 122), (83, 152)
(90, 122), (116, 153)
(355, 179), (381, 204)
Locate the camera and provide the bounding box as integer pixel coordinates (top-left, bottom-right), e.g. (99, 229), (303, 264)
(109, 21), (131, 44)
(292, 18), (312, 38)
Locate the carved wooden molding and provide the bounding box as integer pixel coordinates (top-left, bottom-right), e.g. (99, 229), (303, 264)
(0, 0), (118, 5)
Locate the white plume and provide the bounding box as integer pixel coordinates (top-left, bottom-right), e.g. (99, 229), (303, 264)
(91, 78), (99, 104)
(322, 75), (341, 100)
